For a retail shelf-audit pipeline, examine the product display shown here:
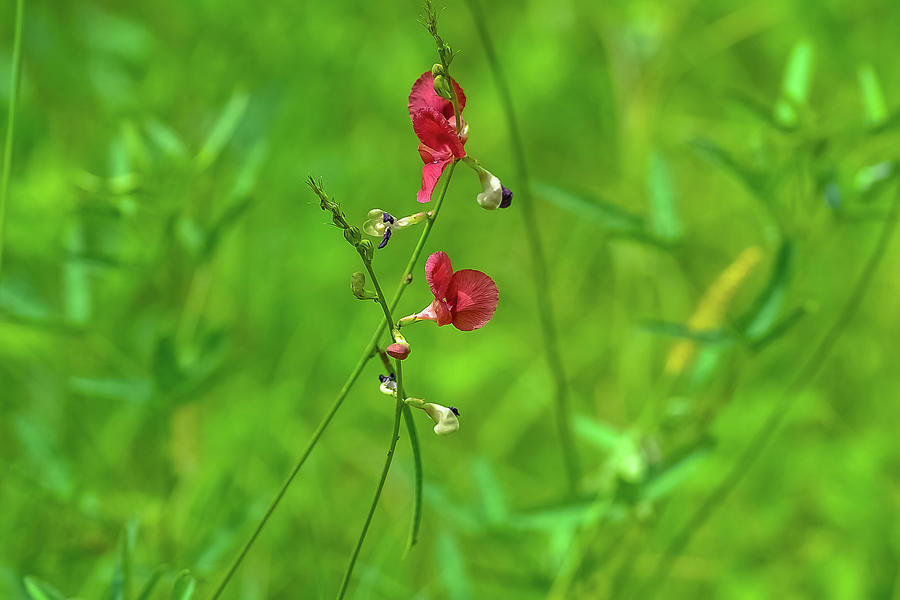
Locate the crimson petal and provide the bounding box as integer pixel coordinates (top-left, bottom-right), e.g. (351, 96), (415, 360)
(425, 251), (454, 300)
(447, 269), (499, 331)
(408, 71), (467, 122)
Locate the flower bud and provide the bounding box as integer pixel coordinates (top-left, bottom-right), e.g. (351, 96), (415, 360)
(476, 168), (503, 210)
(358, 239), (374, 262)
(386, 342), (410, 360)
(431, 63), (445, 79)
(343, 226), (361, 245)
(433, 74), (453, 100)
(422, 402), (460, 435)
(350, 271), (376, 300)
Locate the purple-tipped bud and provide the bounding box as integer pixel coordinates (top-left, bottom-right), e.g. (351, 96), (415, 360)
(382, 212), (395, 224)
(377, 227), (392, 249)
(499, 186), (513, 209)
(449, 406), (460, 416)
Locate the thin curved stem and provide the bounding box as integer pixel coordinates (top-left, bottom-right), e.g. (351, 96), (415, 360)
(210, 164), (458, 599)
(0, 0), (25, 277)
(463, 0), (580, 493)
(336, 363), (405, 599)
(638, 183), (900, 599)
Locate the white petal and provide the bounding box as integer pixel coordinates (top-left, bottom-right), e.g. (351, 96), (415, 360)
(423, 403), (460, 435)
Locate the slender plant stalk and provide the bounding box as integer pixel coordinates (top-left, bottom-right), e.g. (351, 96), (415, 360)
(463, 0), (580, 492)
(211, 164), (457, 599)
(336, 391), (404, 599)
(637, 183), (900, 599)
(337, 256), (409, 597)
(0, 0), (25, 277)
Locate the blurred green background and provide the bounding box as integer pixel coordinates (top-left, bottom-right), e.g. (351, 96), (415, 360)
(2, 0), (900, 598)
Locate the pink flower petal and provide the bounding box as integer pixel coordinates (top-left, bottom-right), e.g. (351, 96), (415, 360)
(412, 299), (453, 326)
(412, 108), (465, 160)
(408, 71), (467, 122)
(425, 251), (454, 300)
(417, 159), (452, 203)
(448, 269), (499, 331)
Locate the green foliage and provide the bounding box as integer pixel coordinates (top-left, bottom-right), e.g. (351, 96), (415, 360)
(2, 0), (900, 598)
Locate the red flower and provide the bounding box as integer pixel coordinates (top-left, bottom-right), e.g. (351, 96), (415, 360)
(408, 72), (468, 203)
(402, 251), (498, 331)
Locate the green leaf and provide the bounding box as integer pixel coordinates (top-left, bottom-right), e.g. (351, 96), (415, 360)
(690, 138), (770, 199)
(648, 152), (682, 242)
(402, 406), (424, 554)
(642, 436), (714, 502)
(749, 304), (809, 351)
(473, 459), (508, 525)
(196, 91), (250, 170)
(858, 64), (887, 126)
(63, 222), (92, 326)
(24, 576), (67, 600)
(143, 118), (187, 160)
(170, 571), (195, 600)
(774, 40), (814, 127)
(531, 182), (648, 238)
(638, 320), (731, 344)
(572, 414), (621, 452)
(109, 519), (138, 600)
(739, 240), (793, 341)
(435, 534), (472, 600)
(135, 568), (164, 600)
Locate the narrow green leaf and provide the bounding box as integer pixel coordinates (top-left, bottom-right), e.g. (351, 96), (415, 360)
(402, 406), (424, 554)
(63, 222), (91, 326)
(648, 152), (682, 242)
(740, 240), (793, 341)
(135, 568), (164, 600)
(196, 91), (250, 170)
(638, 320), (731, 344)
(531, 182), (647, 237)
(749, 304), (809, 351)
(642, 436), (714, 502)
(473, 459), (508, 525)
(143, 118), (187, 160)
(572, 414), (621, 452)
(858, 64), (887, 126)
(24, 576), (67, 600)
(774, 40), (814, 127)
(690, 138), (769, 199)
(109, 519), (137, 600)
(170, 571), (195, 600)
(435, 534), (472, 600)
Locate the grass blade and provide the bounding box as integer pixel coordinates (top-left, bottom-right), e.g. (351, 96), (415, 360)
(0, 0), (24, 276)
(858, 63), (887, 127)
(648, 151), (682, 242)
(774, 40), (814, 127)
(196, 91), (249, 170)
(402, 405), (424, 554)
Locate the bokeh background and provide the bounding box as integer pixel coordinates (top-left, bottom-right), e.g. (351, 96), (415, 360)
(2, 0), (900, 598)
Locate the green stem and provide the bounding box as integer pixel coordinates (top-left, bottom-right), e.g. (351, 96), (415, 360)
(211, 164), (458, 599)
(638, 183), (900, 599)
(336, 364), (406, 599)
(209, 332), (376, 600)
(0, 0), (24, 277)
(463, 0), (580, 493)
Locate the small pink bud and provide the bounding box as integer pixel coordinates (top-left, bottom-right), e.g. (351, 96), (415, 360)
(386, 342), (411, 360)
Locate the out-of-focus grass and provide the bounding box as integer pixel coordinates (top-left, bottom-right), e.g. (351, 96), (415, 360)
(2, 0), (900, 598)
